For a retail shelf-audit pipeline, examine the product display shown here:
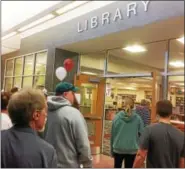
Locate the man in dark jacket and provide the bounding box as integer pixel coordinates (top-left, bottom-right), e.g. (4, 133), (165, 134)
(44, 82), (92, 168)
(1, 89), (57, 168)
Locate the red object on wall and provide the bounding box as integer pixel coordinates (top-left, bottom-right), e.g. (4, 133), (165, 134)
(63, 59), (74, 72)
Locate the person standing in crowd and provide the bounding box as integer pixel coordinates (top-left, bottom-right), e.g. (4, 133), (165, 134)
(37, 87), (48, 139)
(44, 82), (92, 168)
(1, 89), (57, 168)
(1, 92), (12, 130)
(111, 97), (144, 168)
(136, 99), (151, 127)
(10, 86), (19, 95)
(133, 100), (185, 168)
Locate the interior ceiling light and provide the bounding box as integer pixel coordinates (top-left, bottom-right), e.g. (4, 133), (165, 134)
(56, 1), (89, 14)
(169, 61), (184, 68)
(177, 37), (184, 44)
(82, 72), (97, 75)
(2, 32), (17, 40)
(18, 14), (55, 32)
(123, 45), (146, 53)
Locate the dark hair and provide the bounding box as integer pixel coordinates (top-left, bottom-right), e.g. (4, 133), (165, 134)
(10, 87), (19, 94)
(8, 89), (46, 126)
(1, 92), (11, 110)
(156, 100), (172, 118)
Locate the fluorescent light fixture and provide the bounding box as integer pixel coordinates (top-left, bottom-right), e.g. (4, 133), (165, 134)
(119, 87), (137, 90)
(125, 87), (137, 90)
(177, 37), (184, 44)
(18, 14), (55, 32)
(2, 32), (17, 40)
(56, 1), (88, 14)
(169, 61), (184, 68)
(2, 1), (61, 32)
(21, 1), (115, 38)
(116, 82), (123, 85)
(82, 72), (97, 75)
(123, 45), (146, 53)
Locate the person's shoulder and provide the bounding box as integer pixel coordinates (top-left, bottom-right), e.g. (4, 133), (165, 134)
(113, 111), (122, 122)
(134, 111), (143, 120)
(62, 106), (84, 122)
(36, 136), (55, 152)
(169, 124), (184, 136)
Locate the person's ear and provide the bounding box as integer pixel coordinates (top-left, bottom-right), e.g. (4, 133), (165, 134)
(63, 92), (67, 97)
(32, 111), (40, 121)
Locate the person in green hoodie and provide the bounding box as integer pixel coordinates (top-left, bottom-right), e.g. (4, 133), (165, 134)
(111, 97), (144, 168)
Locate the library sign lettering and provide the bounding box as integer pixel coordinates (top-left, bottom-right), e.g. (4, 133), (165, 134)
(77, 1), (150, 33)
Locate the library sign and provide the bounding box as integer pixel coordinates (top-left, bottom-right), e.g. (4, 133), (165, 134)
(77, 1), (150, 33)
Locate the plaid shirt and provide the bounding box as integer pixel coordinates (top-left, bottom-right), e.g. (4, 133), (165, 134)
(136, 106), (151, 127)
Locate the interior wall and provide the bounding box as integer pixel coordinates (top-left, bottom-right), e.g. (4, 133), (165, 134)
(54, 48), (79, 88)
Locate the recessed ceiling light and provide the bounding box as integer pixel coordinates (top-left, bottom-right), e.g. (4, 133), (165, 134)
(18, 14), (55, 32)
(177, 37), (184, 44)
(123, 45), (146, 53)
(169, 61), (184, 68)
(2, 32), (17, 40)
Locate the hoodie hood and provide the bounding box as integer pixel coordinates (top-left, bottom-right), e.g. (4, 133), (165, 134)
(118, 110), (137, 122)
(47, 96), (71, 111)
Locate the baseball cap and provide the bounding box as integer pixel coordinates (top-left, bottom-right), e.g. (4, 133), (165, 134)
(55, 82), (79, 95)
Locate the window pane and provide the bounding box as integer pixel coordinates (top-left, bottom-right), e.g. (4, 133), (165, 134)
(14, 77), (22, 88)
(169, 39), (184, 73)
(33, 76), (45, 88)
(14, 58), (23, 76)
(22, 77), (33, 88)
(24, 55), (34, 75)
(5, 78), (13, 91)
(168, 76), (184, 121)
(79, 83), (98, 116)
(6, 59), (14, 76)
(107, 41), (166, 75)
(35, 52), (47, 75)
(80, 52), (105, 76)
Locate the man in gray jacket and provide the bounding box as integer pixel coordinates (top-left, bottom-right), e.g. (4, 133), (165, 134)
(44, 82), (92, 168)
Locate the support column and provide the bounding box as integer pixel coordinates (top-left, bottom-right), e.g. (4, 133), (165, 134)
(151, 71), (157, 123)
(163, 40), (170, 100)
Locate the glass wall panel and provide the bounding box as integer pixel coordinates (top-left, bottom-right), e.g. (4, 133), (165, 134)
(5, 78), (13, 91)
(22, 77), (33, 88)
(35, 52), (47, 75)
(107, 41), (166, 75)
(168, 38), (184, 73)
(13, 77), (22, 88)
(168, 75), (184, 121)
(80, 52), (105, 76)
(79, 83), (98, 115)
(4, 51), (47, 91)
(33, 76), (45, 88)
(23, 54), (34, 75)
(6, 59), (14, 76)
(14, 57), (23, 76)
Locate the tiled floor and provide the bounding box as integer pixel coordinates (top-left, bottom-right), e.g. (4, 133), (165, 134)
(93, 154), (114, 168)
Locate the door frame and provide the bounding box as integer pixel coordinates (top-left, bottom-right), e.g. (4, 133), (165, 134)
(74, 73), (106, 154)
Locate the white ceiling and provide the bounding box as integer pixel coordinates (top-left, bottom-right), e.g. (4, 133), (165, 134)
(1, 1), (115, 55)
(2, 1), (61, 33)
